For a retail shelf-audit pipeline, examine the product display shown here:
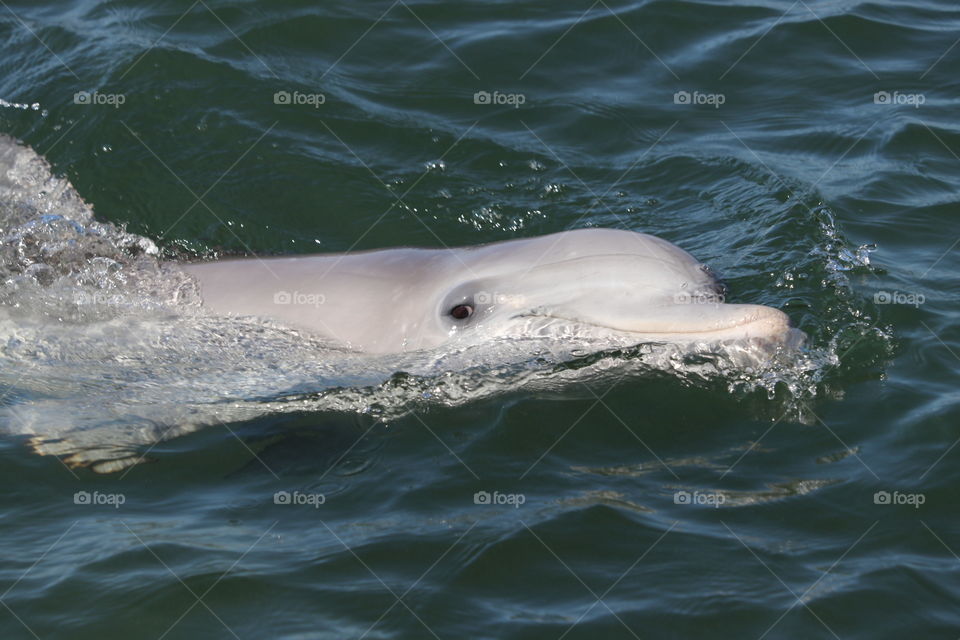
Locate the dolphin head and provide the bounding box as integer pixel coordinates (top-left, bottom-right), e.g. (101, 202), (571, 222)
(423, 228), (795, 353)
(183, 228), (798, 358)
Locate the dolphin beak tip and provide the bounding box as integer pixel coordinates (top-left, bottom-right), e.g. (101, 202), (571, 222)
(741, 306), (807, 353)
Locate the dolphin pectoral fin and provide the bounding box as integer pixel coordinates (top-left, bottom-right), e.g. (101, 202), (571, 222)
(27, 435), (149, 473)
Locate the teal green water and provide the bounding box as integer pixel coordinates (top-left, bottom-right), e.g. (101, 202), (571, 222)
(2, 1), (959, 638)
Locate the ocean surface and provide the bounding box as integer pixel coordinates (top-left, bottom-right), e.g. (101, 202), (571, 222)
(1, 0), (958, 638)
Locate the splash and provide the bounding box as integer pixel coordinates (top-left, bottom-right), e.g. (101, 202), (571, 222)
(0, 98), (42, 112)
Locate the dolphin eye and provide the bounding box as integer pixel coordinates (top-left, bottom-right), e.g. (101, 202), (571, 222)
(450, 304), (473, 320)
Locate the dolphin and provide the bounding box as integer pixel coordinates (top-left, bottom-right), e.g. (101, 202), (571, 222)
(0, 132), (802, 472)
(182, 228), (797, 355)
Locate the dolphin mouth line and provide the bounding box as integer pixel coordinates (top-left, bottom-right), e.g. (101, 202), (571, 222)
(516, 309), (784, 335)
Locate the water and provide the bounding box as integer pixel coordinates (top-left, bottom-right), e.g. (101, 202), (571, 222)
(0, 0), (957, 637)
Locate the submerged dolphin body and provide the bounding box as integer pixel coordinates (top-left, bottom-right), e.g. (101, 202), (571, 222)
(182, 229), (797, 355)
